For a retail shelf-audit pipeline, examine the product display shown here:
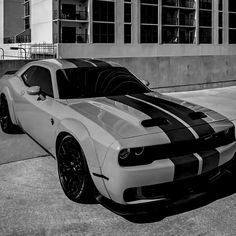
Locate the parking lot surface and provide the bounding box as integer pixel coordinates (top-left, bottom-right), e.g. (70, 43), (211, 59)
(0, 86), (236, 235)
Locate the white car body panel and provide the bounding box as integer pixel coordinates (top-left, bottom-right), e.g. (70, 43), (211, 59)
(0, 58), (236, 206)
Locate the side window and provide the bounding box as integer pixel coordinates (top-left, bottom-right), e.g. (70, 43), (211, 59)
(22, 66), (54, 97)
(22, 66), (37, 85)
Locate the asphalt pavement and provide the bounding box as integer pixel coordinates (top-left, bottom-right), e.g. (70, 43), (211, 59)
(0, 86), (236, 235)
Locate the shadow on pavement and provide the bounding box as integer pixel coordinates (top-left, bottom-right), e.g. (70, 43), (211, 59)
(124, 168), (236, 224)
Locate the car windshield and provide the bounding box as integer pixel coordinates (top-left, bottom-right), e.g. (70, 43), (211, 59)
(56, 67), (150, 99)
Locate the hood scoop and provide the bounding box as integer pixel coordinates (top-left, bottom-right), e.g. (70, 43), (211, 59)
(141, 117), (171, 128)
(188, 112), (207, 120)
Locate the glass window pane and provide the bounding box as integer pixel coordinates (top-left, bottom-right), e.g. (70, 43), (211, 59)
(124, 24), (131, 43)
(199, 10), (212, 27)
(229, 0), (236, 12)
(229, 13), (236, 28)
(93, 0), (114, 22)
(219, 29), (223, 44)
(199, 28), (212, 44)
(141, 25), (158, 43)
(124, 4), (131, 23)
(199, 0), (212, 10)
(229, 29), (236, 44)
(93, 23), (115, 43)
(141, 4), (158, 24)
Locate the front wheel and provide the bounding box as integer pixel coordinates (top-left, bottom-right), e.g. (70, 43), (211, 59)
(57, 135), (95, 203)
(0, 95), (18, 134)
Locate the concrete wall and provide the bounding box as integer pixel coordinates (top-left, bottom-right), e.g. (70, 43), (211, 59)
(0, 60), (33, 77)
(0, 56), (236, 93)
(31, 0), (53, 43)
(58, 43), (236, 59)
(105, 56), (236, 92)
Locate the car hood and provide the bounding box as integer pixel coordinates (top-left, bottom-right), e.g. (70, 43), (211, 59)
(67, 92), (233, 140)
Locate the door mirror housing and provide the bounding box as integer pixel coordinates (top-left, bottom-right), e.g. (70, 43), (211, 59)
(141, 80), (150, 87)
(27, 86), (41, 95)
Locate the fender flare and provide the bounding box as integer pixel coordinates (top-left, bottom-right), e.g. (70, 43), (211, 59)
(1, 87), (17, 125)
(55, 118), (111, 199)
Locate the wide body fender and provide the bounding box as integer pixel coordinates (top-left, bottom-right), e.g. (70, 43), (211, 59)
(53, 118), (111, 199)
(0, 86), (18, 125)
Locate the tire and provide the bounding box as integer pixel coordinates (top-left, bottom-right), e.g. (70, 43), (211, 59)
(0, 95), (18, 134)
(57, 135), (95, 203)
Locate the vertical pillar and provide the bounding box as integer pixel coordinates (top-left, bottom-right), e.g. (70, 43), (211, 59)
(89, 0), (93, 43)
(133, 1), (139, 44)
(0, 0), (4, 44)
(158, 0), (162, 44)
(116, 1), (124, 44)
(196, 0), (199, 44)
(58, 0), (61, 43)
(223, 0), (229, 44)
(214, 0), (219, 44)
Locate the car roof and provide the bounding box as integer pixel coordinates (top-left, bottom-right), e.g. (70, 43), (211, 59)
(15, 58), (123, 79)
(39, 58), (122, 70)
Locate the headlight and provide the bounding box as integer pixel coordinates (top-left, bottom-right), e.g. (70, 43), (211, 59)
(119, 148), (131, 160)
(118, 147), (146, 166)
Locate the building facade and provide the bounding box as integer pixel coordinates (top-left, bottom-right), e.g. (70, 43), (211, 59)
(1, 0), (236, 91)
(1, 0), (236, 58)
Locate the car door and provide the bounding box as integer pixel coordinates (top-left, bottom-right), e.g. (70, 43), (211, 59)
(15, 65), (59, 151)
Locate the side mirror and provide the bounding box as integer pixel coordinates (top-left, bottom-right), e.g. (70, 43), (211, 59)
(27, 86), (40, 95)
(141, 80), (150, 87)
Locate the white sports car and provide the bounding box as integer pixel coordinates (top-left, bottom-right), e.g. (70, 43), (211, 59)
(0, 59), (236, 215)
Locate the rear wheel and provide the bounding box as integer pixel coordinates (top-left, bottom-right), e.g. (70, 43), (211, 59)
(0, 95), (18, 133)
(57, 135), (95, 203)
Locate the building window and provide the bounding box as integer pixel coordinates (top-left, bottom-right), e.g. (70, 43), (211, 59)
(124, 0), (132, 44)
(199, 0), (212, 44)
(229, 0), (236, 44)
(93, 0), (115, 43)
(219, 29), (223, 44)
(24, 17), (30, 30)
(24, 0), (30, 30)
(162, 0), (196, 44)
(25, 1), (30, 17)
(140, 0), (158, 43)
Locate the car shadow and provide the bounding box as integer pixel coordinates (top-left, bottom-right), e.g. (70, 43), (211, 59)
(124, 169), (236, 223)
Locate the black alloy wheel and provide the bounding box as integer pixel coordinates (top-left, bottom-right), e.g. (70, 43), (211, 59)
(57, 135), (95, 203)
(0, 95), (17, 133)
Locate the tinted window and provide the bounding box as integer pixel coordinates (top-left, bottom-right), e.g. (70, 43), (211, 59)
(22, 66), (53, 97)
(56, 67), (149, 99)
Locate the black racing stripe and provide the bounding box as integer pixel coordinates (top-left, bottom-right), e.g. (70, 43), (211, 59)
(171, 154), (199, 180)
(108, 95), (196, 143)
(132, 93), (215, 138)
(198, 149), (220, 174)
(65, 59), (94, 67)
(88, 59), (112, 67)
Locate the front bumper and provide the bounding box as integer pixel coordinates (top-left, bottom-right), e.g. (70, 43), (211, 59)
(101, 141), (236, 204)
(98, 154), (236, 216)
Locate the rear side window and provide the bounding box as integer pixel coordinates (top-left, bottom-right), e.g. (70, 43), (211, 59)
(22, 66), (54, 97)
